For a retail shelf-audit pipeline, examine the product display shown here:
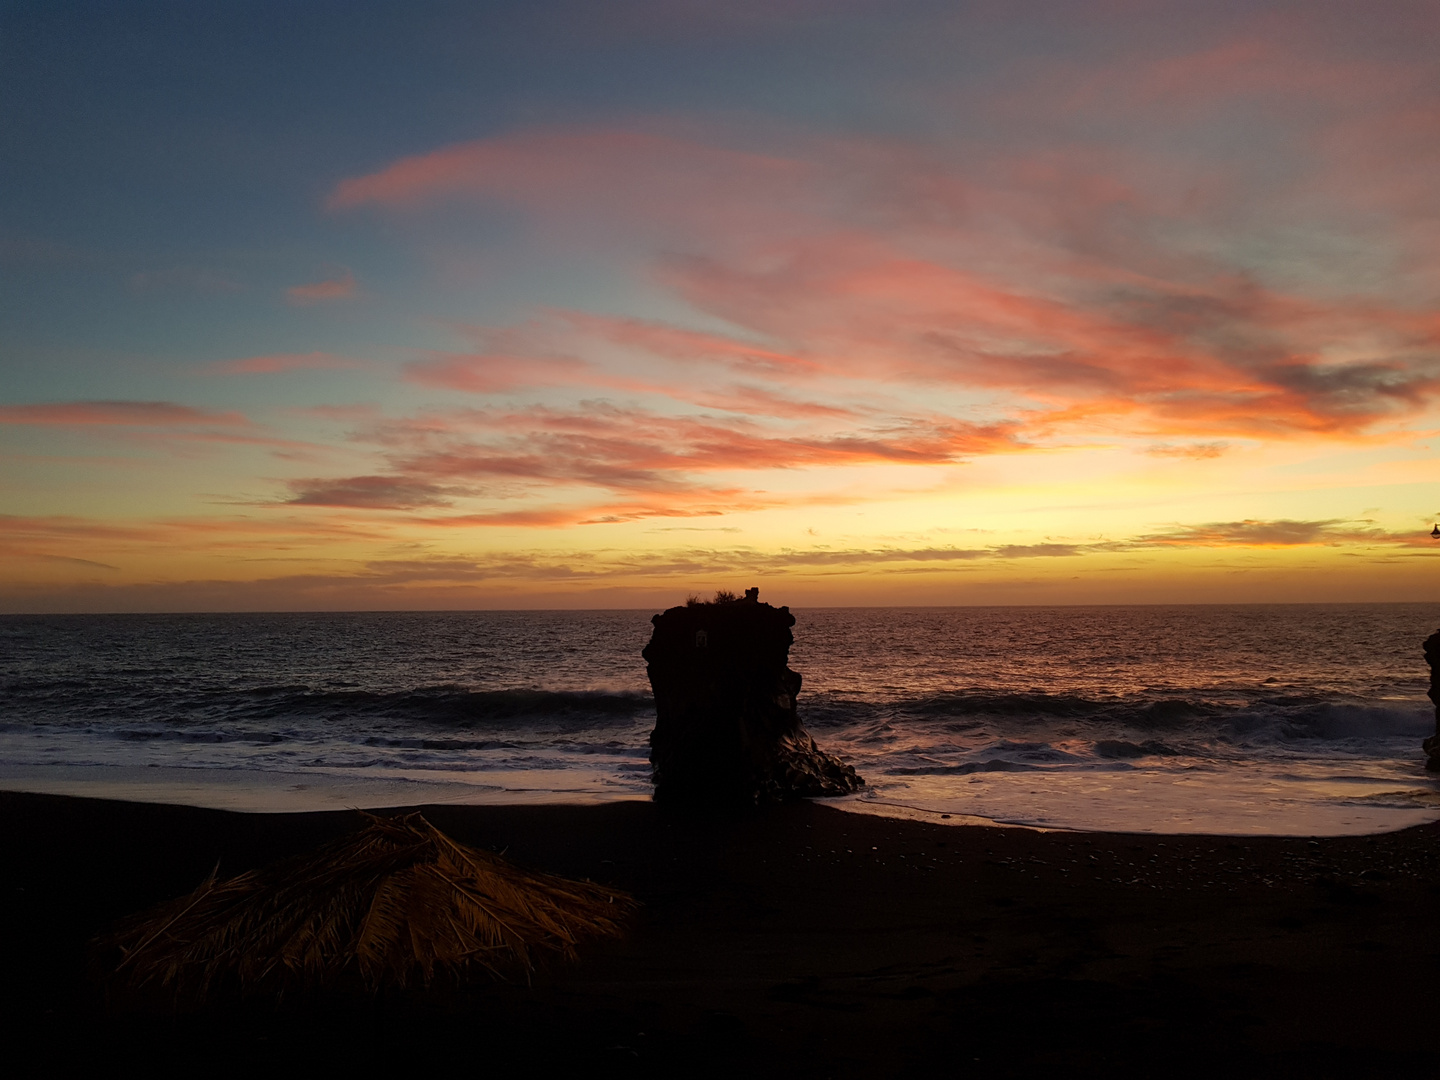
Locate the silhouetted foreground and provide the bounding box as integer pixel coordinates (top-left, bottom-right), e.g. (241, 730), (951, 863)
(1425, 629), (1440, 771)
(5, 790), (1439, 1076)
(98, 812), (633, 1003)
(645, 589), (862, 804)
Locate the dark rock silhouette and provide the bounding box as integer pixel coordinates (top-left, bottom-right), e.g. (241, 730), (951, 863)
(1425, 630), (1440, 771)
(643, 588), (863, 805)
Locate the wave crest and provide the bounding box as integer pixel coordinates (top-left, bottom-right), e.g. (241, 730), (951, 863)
(199, 686), (654, 728)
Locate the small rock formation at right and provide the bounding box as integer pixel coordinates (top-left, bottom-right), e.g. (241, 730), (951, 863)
(644, 588), (863, 806)
(1424, 629), (1440, 771)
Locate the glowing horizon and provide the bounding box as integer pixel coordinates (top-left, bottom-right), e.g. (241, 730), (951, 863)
(3, 1), (1438, 612)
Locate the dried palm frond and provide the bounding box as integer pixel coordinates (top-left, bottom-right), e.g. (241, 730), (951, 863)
(98, 812), (636, 1002)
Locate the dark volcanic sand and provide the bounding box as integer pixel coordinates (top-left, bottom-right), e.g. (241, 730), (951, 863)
(3, 791), (1438, 1077)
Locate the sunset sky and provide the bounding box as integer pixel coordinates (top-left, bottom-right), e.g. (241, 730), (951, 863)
(4, 0), (1439, 611)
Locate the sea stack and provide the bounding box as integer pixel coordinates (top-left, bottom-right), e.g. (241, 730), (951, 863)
(644, 588), (863, 805)
(1424, 630), (1440, 771)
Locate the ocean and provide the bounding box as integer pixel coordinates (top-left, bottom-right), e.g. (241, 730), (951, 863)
(2, 604), (1438, 836)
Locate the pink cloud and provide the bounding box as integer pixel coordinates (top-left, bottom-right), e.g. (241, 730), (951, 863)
(391, 218), (1440, 463)
(328, 129), (806, 215)
(286, 270), (356, 306)
(286, 403), (384, 422)
(0, 401), (250, 427)
(205, 351), (362, 375)
(396, 222), (1438, 451)
(326, 127), (822, 257)
(0, 400), (342, 462)
(320, 22), (1440, 471)
(406, 349), (594, 395)
(659, 239), (1440, 437)
(1032, 35), (1406, 116)
(686, 384), (861, 422)
(561, 311), (818, 377)
(404, 315), (854, 423)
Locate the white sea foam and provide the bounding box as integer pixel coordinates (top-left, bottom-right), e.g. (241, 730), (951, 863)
(0, 762), (649, 813)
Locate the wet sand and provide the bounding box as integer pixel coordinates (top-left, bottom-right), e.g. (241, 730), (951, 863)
(4, 789), (1438, 1076)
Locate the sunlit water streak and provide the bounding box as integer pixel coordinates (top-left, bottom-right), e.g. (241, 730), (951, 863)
(2, 605), (1437, 835)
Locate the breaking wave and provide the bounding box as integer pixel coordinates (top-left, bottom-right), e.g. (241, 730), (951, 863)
(805, 690), (1431, 743)
(0, 685), (654, 733)
(3, 606), (1437, 833)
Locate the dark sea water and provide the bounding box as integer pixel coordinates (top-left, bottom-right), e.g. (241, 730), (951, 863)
(2, 605), (1438, 835)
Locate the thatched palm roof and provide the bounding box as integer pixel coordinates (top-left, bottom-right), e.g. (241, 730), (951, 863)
(100, 812), (636, 1001)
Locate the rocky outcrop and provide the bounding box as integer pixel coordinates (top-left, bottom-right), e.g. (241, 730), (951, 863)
(644, 589), (863, 805)
(1425, 630), (1440, 771)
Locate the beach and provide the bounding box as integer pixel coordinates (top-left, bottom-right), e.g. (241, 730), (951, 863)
(12, 2), (1440, 1072)
(6, 790), (1438, 1076)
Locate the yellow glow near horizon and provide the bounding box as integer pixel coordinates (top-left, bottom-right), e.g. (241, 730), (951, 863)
(5, 8), (1440, 611)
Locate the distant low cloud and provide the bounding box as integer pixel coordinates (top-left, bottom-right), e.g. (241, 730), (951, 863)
(5, 505), (1436, 614)
(285, 475), (466, 510)
(1146, 442), (1228, 459)
(15, 552), (119, 570)
(1122, 518), (1415, 548)
(286, 270), (356, 306)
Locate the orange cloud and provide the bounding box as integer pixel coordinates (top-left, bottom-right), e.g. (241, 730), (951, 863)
(662, 241), (1440, 437)
(331, 116), (1440, 441)
(1145, 442), (1228, 459)
(302, 32), (1440, 546)
(319, 81), (1439, 444)
(387, 403), (1018, 490)
(259, 386), (1026, 526)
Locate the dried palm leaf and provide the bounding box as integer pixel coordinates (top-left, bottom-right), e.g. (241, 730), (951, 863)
(98, 812), (636, 1002)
